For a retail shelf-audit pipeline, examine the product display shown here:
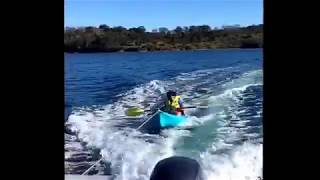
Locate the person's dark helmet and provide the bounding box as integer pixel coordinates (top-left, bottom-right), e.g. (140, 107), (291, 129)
(166, 90), (177, 99)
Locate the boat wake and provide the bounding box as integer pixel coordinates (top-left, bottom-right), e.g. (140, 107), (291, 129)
(65, 66), (263, 180)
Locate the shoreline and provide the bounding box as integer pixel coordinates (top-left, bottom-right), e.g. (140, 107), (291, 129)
(65, 24), (262, 54)
(65, 47), (261, 54)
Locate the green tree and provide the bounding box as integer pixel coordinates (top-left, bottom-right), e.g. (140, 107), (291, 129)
(99, 24), (110, 31)
(64, 24), (263, 52)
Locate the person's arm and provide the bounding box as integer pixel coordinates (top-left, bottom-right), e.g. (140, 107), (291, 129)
(178, 98), (185, 115)
(178, 98), (184, 108)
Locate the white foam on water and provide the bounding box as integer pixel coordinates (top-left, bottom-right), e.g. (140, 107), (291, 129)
(221, 70), (262, 90)
(177, 69), (263, 180)
(66, 68), (263, 179)
(175, 67), (237, 81)
(181, 70), (262, 129)
(99, 129), (176, 180)
(200, 142), (263, 180)
(68, 113), (109, 148)
(67, 113), (176, 178)
(180, 114), (216, 127)
(66, 80), (178, 179)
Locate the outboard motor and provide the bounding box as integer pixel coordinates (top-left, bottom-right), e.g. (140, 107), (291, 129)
(150, 156), (203, 180)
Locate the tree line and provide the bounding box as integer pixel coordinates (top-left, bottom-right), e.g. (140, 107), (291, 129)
(64, 24), (263, 53)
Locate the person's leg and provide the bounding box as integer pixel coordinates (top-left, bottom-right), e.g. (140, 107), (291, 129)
(175, 108), (184, 116)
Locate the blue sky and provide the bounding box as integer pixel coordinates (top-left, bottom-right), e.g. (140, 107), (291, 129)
(65, 0), (263, 31)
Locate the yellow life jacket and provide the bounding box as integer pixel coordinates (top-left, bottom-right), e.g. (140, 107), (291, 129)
(166, 96), (181, 111)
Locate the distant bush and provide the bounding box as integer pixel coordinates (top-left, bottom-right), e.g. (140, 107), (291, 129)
(65, 24), (263, 52)
(240, 38), (262, 48)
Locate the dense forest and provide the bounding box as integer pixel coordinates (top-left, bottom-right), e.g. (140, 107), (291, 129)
(64, 24), (263, 53)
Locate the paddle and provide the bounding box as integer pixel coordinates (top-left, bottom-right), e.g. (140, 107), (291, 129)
(182, 106), (209, 109)
(125, 106), (209, 116)
(125, 107), (146, 116)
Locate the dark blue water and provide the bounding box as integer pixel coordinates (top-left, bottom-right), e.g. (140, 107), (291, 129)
(65, 49), (263, 177)
(65, 49), (262, 120)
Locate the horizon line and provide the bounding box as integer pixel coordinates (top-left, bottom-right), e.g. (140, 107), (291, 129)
(64, 23), (263, 31)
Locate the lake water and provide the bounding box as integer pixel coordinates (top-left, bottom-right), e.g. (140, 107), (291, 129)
(65, 49), (263, 180)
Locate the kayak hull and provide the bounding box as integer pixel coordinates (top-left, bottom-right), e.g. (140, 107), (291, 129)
(143, 110), (187, 130)
(159, 111), (187, 128)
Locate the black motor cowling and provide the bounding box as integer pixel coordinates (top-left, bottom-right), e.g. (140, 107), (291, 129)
(150, 156), (203, 180)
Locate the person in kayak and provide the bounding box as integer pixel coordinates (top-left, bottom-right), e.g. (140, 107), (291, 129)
(163, 90), (185, 115)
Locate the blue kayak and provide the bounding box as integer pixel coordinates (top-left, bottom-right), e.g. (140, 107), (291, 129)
(142, 110), (188, 130)
(159, 110), (187, 128)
